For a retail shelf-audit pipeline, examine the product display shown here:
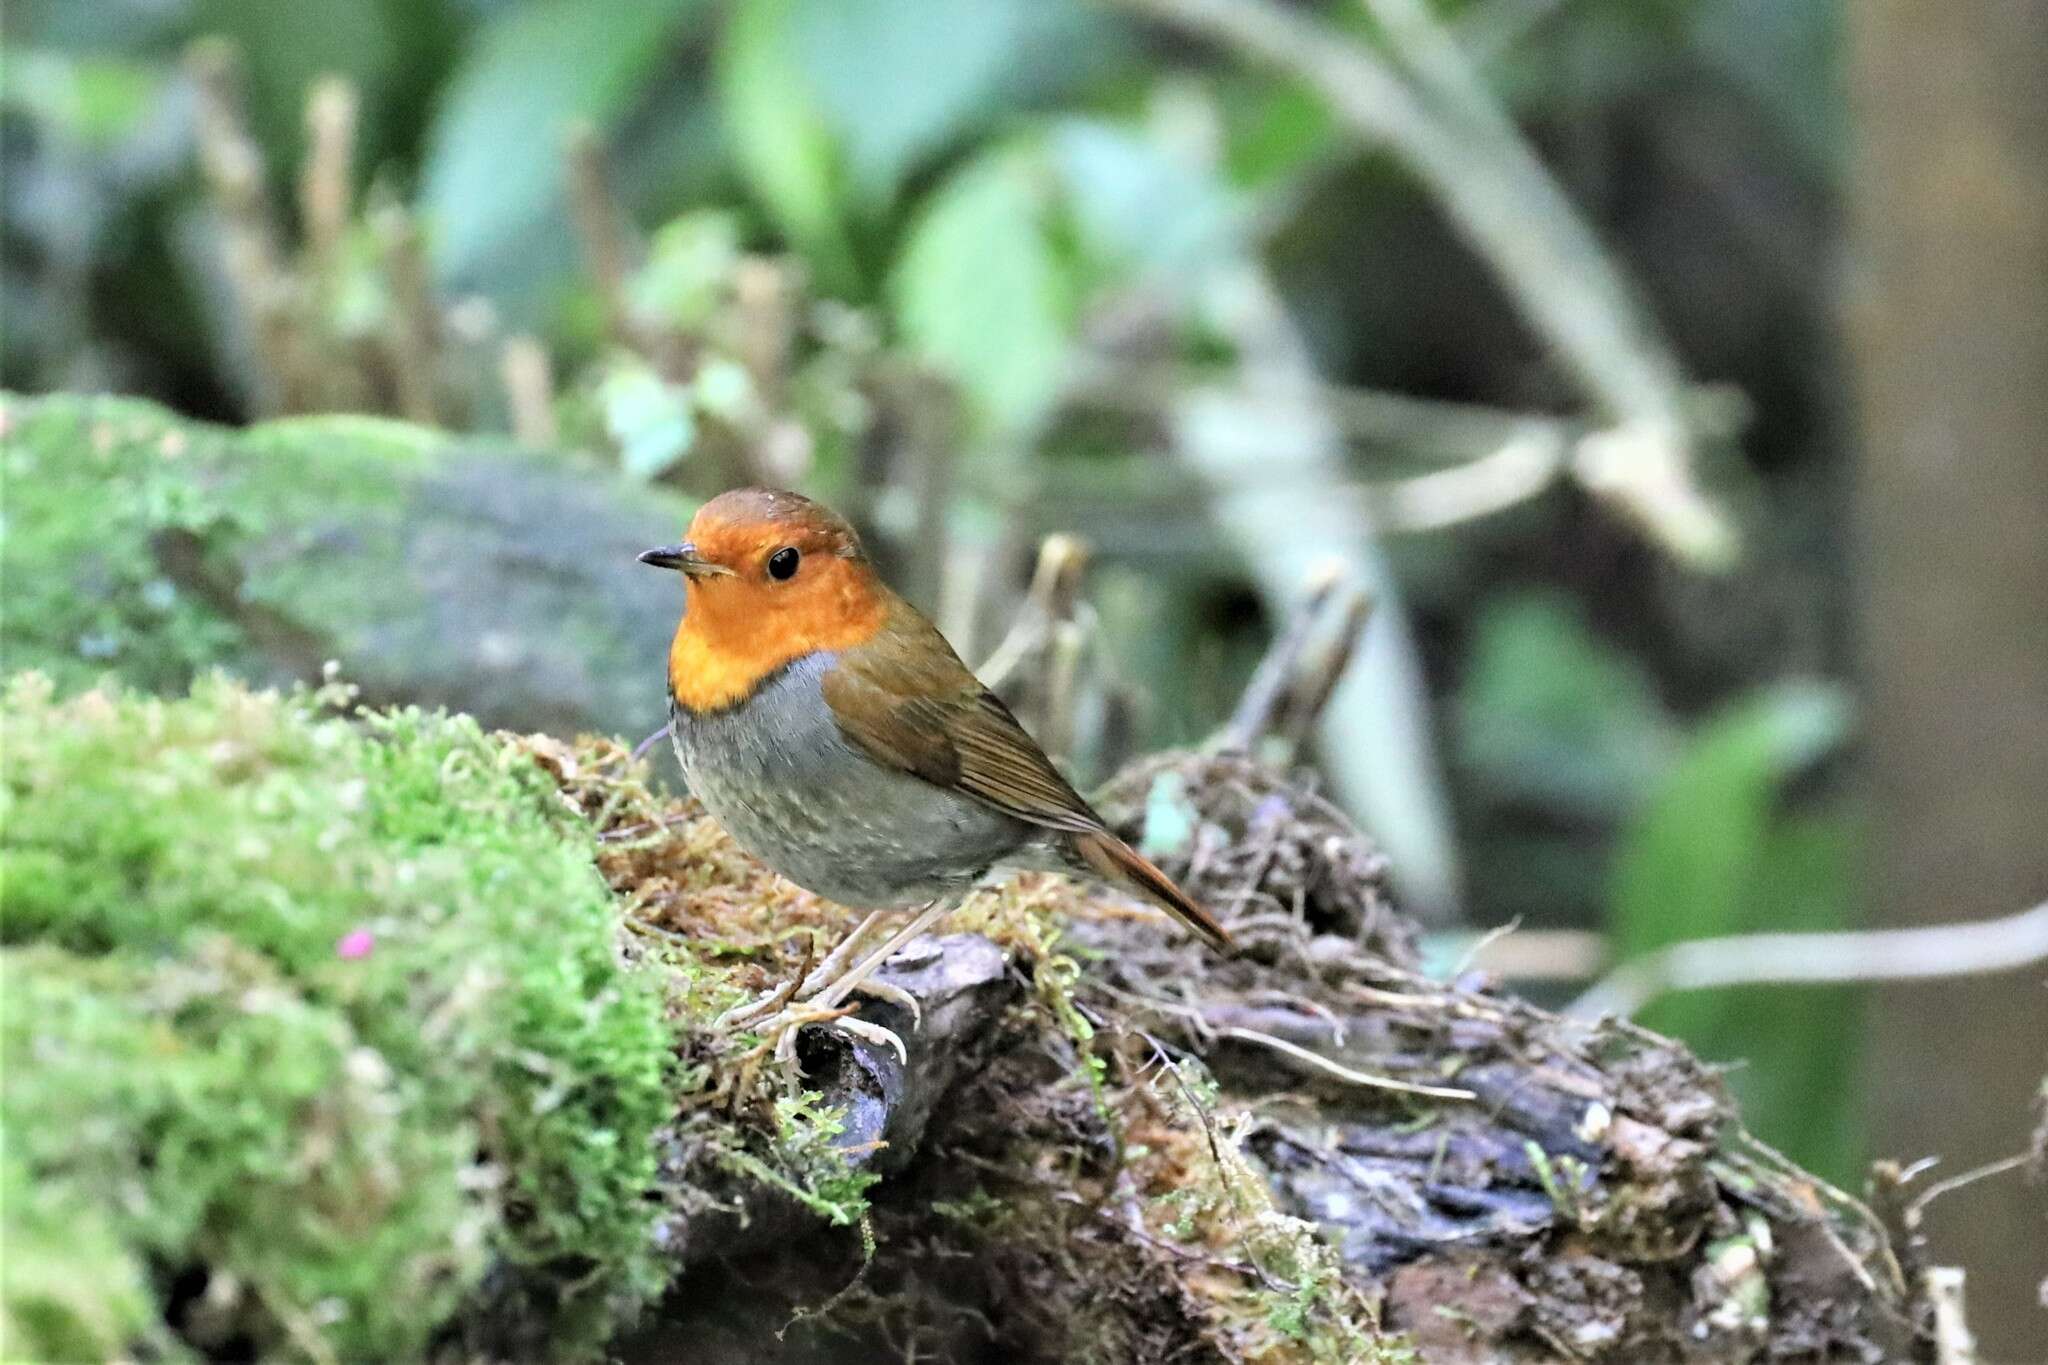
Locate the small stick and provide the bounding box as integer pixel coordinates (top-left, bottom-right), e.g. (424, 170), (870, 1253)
(1219, 559), (1342, 752)
(298, 76), (358, 293)
(631, 722), (671, 763)
(734, 257), (797, 411)
(595, 814), (692, 845)
(187, 39), (297, 414)
(1568, 900), (2048, 1019)
(500, 334), (559, 445)
(1352, 424), (1566, 531)
(977, 534), (1092, 689)
(1212, 1024), (1474, 1100)
(1028, 531), (1090, 622)
(1905, 1153), (2033, 1227)
(1040, 620), (1086, 764)
(1275, 584), (1374, 754)
(373, 204), (442, 425)
(893, 366), (959, 614)
(565, 123), (634, 345)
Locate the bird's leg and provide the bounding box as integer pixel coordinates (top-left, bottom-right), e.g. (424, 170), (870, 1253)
(716, 909), (890, 1031)
(796, 909), (927, 1024)
(730, 896), (959, 1069)
(792, 909), (890, 999)
(809, 896), (957, 1014)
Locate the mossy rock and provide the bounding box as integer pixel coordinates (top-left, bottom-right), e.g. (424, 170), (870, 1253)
(0, 392), (692, 737)
(0, 674), (676, 1362)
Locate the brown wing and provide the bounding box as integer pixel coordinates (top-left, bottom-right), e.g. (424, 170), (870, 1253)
(823, 596), (1233, 951)
(820, 600), (1102, 834)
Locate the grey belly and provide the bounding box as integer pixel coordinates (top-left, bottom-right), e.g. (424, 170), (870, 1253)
(670, 652), (1029, 907)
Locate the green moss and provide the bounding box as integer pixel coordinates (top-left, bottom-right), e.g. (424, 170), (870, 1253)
(0, 1142), (161, 1362)
(0, 674), (675, 1362)
(0, 395), (255, 691)
(0, 395), (440, 690)
(713, 1090), (881, 1228)
(0, 391), (692, 739)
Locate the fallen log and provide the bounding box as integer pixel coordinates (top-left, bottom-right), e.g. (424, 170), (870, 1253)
(531, 654), (1932, 1363)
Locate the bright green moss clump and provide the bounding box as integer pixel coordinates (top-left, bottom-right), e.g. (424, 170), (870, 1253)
(0, 674), (675, 1362)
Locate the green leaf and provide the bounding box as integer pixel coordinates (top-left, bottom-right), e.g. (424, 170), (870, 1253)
(789, 0), (1102, 205)
(0, 52), (163, 147)
(1702, 814), (1863, 1181)
(627, 211), (742, 333)
(1607, 683), (1860, 1181)
(1611, 680), (1850, 958)
(1219, 78), (1337, 190)
(713, 0), (860, 294)
(599, 363), (696, 481)
(1456, 591), (1674, 820)
(891, 146), (1068, 437)
(1051, 118), (1247, 303)
(422, 0), (705, 291)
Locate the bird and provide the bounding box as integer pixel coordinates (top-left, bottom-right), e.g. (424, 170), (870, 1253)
(640, 487), (1229, 1057)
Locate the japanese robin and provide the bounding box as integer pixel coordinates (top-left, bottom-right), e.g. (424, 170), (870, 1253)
(640, 488), (1228, 1051)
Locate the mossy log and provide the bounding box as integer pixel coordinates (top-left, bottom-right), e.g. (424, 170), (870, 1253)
(598, 742), (1925, 1364)
(4, 676), (1931, 1363)
(0, 392), (690, 738)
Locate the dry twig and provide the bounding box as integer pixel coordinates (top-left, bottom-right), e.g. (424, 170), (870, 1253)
(976, 534), (1093, 692)
(565, 122), (637, 346)
(1212, 1025), (1475, 1101)
(1568, 899), (2048, 1019)
(298, 77), (357, 293)
(500, 334), (560, 446)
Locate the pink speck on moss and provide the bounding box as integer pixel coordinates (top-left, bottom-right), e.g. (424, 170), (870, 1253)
(337, 929), (375, 960)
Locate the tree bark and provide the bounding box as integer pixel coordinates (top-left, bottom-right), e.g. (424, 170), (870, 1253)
(1848, 3), (2048, 1354)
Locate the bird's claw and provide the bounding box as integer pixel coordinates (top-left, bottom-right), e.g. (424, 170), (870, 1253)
(722, 959), (921, 1040)
(846, 978), (922, 1028)
(830, 1016), (910, 1066)
(759, 1003), (852, 1066)
(725, 901), (953, 1070)
(758, 1006), (909, 1068)
(715, 982), (796, 1032)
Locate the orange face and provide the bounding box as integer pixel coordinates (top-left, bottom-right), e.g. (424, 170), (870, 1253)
(651, 489), (888, 712)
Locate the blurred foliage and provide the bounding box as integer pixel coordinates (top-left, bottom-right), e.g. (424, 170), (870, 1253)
(5, 0), (1860, 1175)
(1456, 596), (1859, 1175)
(424, 0), (708, 299)
(1612, 683), (1860, 1179)
(0, 675), (675, 1361)
(1458, 592), (1675, 822)
(892, 144), (1071, 437)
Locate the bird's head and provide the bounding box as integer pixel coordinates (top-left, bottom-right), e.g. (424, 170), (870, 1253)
(641, 488), (889, 711)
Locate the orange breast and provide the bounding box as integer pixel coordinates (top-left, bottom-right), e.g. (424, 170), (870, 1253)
(666, 562), (887, 713)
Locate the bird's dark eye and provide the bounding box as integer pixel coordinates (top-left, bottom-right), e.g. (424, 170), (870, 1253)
(766, 546), (801, 581)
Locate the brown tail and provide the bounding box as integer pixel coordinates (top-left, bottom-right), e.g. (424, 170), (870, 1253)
(1073, 831), (1232, 952)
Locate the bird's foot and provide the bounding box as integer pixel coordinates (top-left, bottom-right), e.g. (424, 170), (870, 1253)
(737, 1001), (910, 1069)
(723, 899), (955, 1069)
(738, 964), (922, 1066)
(714, 974), (804, 1032)
(766, 1010), (909, 1067)
(713, 910), (893, 1032)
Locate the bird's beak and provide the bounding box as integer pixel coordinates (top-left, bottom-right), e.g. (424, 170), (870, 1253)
(637, 542), (733, 578)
